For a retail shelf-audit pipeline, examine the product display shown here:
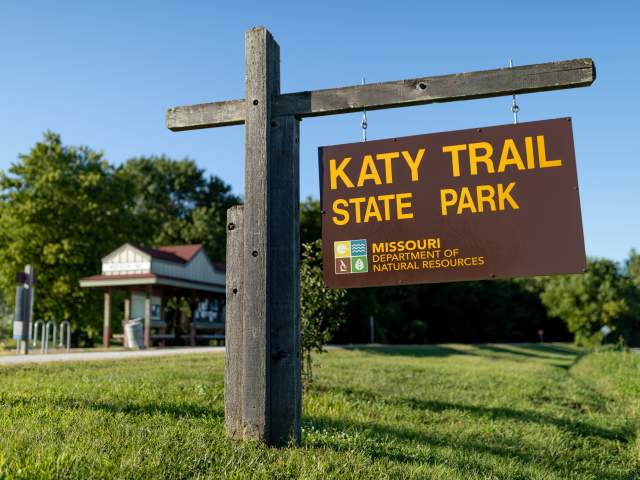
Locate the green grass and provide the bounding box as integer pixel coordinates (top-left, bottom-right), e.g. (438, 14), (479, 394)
(0, 344), (637, 479)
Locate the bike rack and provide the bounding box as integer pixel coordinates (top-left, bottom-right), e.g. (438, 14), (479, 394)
(43, 320), (57, 354)
(58, 320), (71, 352)
(32, 319), (45, 347)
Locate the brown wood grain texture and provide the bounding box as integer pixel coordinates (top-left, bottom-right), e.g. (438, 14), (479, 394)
(166, 59), (595, 131)
(224, 205), (244, 439)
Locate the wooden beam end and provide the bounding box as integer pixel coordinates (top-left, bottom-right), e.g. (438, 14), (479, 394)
(587, 58), (597, 84)
(165, 100), (246, 131)
(165, 108), (179, 132)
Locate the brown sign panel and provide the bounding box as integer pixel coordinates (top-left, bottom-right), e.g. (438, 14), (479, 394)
(319, 118), (586, 288)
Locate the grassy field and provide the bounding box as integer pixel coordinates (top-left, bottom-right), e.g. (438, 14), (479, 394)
(0, 344), (637, 479)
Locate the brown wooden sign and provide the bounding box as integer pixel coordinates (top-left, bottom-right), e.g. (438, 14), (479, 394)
(320, 117), (586, 288)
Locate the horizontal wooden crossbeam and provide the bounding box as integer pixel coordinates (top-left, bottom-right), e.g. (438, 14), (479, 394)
(166, 58), (595, 131)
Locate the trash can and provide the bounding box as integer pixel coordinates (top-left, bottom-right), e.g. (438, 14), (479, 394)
(124, 318), (144, 349)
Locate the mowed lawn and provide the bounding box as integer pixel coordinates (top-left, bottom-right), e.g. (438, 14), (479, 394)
(0, 344), (638, 479)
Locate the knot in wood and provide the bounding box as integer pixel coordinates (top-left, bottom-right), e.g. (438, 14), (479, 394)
(228, 222), (236, 231)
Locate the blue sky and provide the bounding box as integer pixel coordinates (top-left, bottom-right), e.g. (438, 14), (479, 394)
(1, 1), (638, 261)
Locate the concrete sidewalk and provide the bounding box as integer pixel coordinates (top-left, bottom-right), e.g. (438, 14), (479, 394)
(0, 346), (224, 365)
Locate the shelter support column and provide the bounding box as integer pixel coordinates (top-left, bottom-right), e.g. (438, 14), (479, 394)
(144, 286), (151, 348)
(189, 292), (197, 346)
(123, 293), (130, 347)
(103, 288), (111, 348)
(123, 294), (130, 323)
(159, 290), (168, 346)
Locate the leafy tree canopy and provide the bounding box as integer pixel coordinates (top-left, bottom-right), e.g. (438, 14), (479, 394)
(0, 136), (239, 341)
(119, 156), (240, 261)
(626, 248), (640, 289)
(540, 258), (638, 346)
(300, 197), (321, 244)
(0, 132), (136, 334)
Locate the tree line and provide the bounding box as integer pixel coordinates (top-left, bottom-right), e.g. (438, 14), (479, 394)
(0, 132), (239, 340)
(0, 133), (638, 347)
(298, 208), (640, 348)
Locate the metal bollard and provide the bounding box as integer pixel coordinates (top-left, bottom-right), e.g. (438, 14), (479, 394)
(32, 320), (45, 347)
(58, 321), (71, 352)
(43, 321), (57, 354)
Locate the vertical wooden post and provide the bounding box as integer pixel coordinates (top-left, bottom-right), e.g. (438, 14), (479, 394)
(225, 205), (244, 439)
(268, 114), (301, 444)
(123, 293), (130, 347)
(241, 26), (276, 442)
(144, 286), (151, 348)
(103, 288), (111, 348)
(240, 27), (301, 445)
(189, 292), (197, 346)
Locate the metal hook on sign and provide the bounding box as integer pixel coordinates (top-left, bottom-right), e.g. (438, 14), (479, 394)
(361, 77), (368, 141)
(509, 59), (519, 124)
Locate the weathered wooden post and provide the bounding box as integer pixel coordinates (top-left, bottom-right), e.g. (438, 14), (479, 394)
(166, 26), (594, 446)
(224, 205), (244, 438)
(238, 28), (301, 444)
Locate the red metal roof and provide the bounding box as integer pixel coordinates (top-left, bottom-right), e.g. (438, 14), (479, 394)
(135, 244), (203, 263)
(157, 244), (203, 262)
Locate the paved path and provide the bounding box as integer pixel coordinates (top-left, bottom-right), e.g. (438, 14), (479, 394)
(0, 346), (224, 365)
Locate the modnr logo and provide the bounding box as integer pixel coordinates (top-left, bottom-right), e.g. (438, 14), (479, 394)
(334, 239), (368, 274)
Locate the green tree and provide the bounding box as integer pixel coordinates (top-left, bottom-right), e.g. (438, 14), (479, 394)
(540, 258), (631, 346)
(622, 249), (640, 345)
(300, 197), (322, 244)
(0, 132), (135, 337)
(626, 248), (640, 288)
(119, 156), (240, 261)
(0, 290), (11, 339)
(300, 240), (347, 382)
